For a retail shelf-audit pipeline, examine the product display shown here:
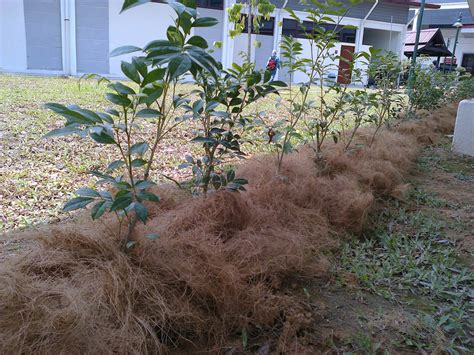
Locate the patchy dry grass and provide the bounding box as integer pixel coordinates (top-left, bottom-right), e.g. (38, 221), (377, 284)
(0, 74), (304, 232)
(0, 73), (394, 233)
(0, 75), (196, 232)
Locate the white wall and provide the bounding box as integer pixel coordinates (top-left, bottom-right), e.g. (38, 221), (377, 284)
(232, 33), (274, 71)
(194, 7), (224, 62)
(363, 28), (401, 53)
(108, 0), (176, 77)
(0, 0), (27, 72)
(441, 28), (474, 68)
(232, 33), (254, 65)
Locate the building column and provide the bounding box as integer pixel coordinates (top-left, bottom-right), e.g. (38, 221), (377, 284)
(272, 9), (283, 80)
(399, 27), (407, 59)
(355, 25), (364, 54)
(222, 0), (235, 69)
(353, 24), (366, 84)
(60, 0), (77, 76)
(273, 10), (283, 55)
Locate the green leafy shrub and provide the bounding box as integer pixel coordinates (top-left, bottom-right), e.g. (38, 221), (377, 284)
(451, 73), (474, 101)
(44, 1), (225, 246)
(410, 64), (472, 110)
(366, 50), (405, 144)
(181, 61), (284, 194)
(266, 0), (387, 171)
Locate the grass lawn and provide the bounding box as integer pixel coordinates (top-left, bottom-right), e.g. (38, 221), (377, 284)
(0, 73), (403, 233)
(336, 141), (474, 352)
(0, 74), (196, 232)
(0, 73), (318, 232)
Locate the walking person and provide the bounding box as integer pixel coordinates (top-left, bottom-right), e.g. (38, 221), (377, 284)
(266, 50), (280, 81)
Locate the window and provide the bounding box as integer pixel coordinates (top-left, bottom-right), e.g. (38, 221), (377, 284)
(282, 19), (356, 43)
(242, 15), (275, 36)
(462, 53), (474, 75)
(151, 0), (223, 9)
(281, 19), (303, 38)
(196, 0), (224, 9)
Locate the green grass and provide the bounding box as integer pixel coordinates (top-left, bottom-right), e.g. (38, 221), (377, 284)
(339, 196), (474, 353)
(0, 71), (372, 232)
(417, 143), (474, 182)
(0, 74), (340, 232)
(0, 73), (404, 233)
(0, 75), (179, 231)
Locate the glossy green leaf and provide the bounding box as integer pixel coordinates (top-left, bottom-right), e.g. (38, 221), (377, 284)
(144, 39), (175, 51)
(76, 187), (100, 198)
(45, 103), (94, 125)
(109, 82), (136, 95)
(89, 128), (116, 144)
(129, 142), (149, 155)
(136, 108), (161, 118)
(141, 86), (164, 105)
(191, 136), (216, 144)
(133, 57), (148, 77)
(91, 200), (107, 220)
(169, 1), (186, 15)
(187, 35), (208, 49)
(110, 45), (142, 57)
(192, 17), (218, 27)
(107, 160), (125, 172)
(121, 61), (141, 83)
(142, 68), (166, 86)
(131, 158), (147, 167)
(120, 0), (151, 13)
(138, 191), (160, 203)
(64, 197), (94, 212)
(168, 55), (192, 79)
(106, 93), (131, 107)
(135, 180), (156, 190)
(110, 195), (133, 211)
(43, 125), (83, 138)
(133, 202), (148, 222)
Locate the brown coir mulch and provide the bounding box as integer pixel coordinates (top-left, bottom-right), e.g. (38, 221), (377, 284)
(0, 103), (459, 353)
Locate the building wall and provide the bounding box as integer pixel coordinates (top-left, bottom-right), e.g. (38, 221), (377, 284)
(254, 34), (275, 71)
(440, 27), (474, 68)
(0, 0), (408, 83)
(233, 33), (250, 64)
(194, 7), (224, 62)
(24, 0), (63, 71)
(279, 41), (354, 83)
(0, 0), (28, 72)
(269, 0), (409, 24)
(76, 0), (109, 74)
(232, 33), (274, 70)
(363, 28), (401, 53)
(108, 0), (175, 77)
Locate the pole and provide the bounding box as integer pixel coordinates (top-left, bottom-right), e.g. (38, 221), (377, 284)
(407, 0), (426, 94)
(247, 0), (252, 62)
(450, 26), (460, 72)
(389, 15), (393, 52)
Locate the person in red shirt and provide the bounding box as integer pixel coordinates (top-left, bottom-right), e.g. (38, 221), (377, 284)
(266, 50), (281, 81)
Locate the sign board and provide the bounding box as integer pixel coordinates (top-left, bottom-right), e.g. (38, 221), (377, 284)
(444, 57), (457, 65)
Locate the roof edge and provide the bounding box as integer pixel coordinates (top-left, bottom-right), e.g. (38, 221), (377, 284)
(391, 0), (441, 9)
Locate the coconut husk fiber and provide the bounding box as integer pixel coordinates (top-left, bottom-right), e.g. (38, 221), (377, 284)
(0, 104), (458, 353)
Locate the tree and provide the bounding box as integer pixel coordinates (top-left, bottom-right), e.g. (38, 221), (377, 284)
(227, 0), (275, 61)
